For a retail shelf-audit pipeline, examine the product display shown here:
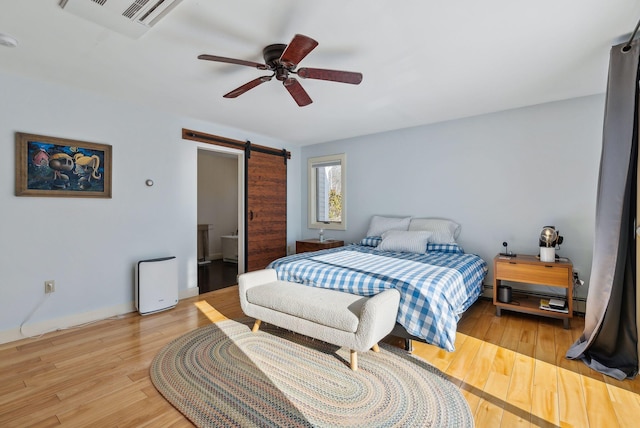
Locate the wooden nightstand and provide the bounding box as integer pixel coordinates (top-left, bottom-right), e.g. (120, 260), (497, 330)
(296, 239), (344, 254)
(493, 254), (573, 328)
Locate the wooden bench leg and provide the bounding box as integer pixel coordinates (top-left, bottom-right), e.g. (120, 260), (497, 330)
(371, 343), (380, 353)
(350, 350), (358, 371)
(252, 319), (262, 332)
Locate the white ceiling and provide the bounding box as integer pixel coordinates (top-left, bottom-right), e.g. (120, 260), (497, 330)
(1, 0), (639, 145)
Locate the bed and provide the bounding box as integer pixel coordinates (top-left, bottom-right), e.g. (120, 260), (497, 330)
(267, 217), (488, 351)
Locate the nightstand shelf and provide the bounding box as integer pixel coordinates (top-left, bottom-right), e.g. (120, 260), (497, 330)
(296, 239), (344, 254)
(493, 254), (573, 328)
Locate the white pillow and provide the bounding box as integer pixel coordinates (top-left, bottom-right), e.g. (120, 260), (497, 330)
(365, 215), (411, 237)
(376, 230), (432, 253)
(408, 218), (460, 244)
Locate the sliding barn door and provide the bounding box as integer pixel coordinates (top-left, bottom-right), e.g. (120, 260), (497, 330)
(246, 150), (287, 272)
(182, 129), (289, 274)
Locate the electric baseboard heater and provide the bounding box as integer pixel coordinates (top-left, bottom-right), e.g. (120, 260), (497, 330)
(135, 256), (178, 315)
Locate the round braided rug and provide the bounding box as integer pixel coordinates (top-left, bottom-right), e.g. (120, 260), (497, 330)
(150, 318), (474, 428)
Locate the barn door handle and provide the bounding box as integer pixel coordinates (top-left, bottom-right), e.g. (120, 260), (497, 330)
(249, 210), (254, 220)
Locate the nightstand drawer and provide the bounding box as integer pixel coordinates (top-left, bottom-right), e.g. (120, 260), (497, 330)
(496, 262), (569, 287)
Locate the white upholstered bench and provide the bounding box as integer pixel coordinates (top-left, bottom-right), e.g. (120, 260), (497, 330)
(238, 268), (400, 371)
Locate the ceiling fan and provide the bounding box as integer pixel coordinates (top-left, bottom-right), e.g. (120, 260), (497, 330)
(198, 34), (363, 107)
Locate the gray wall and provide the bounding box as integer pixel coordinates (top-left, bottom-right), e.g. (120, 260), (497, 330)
(0, 66), (604, 342)
(301, 95), (604, 299)
(0, 71), (299, 343)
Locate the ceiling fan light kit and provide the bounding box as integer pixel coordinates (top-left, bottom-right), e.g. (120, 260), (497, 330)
(198, 34), (363, 106)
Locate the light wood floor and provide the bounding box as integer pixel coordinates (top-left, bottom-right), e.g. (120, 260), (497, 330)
(1, 286), (639, 427)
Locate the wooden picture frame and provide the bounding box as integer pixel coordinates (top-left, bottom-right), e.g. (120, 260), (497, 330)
(15, 132), (112, 198)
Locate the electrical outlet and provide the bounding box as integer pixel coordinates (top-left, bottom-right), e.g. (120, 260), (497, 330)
(44, 280), (55, 294)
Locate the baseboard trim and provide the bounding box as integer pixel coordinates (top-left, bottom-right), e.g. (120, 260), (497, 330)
(0, 287), (200, 345)
(180, 287), (200, 299)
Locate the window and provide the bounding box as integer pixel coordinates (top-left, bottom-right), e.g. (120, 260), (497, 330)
(308, 153), (346, 230)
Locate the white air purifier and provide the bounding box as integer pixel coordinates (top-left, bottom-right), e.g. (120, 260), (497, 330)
(135, 256), (178, 315)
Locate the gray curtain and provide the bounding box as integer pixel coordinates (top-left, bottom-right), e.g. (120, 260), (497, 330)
(566, 40), (639, 380)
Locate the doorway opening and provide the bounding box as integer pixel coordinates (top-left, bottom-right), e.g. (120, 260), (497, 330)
(197, 146), (244, 293)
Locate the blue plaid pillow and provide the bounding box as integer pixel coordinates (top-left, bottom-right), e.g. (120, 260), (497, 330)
(427, 243), (464, 254)
(360, 236), (463, 254)
(359, 236), (382, 247)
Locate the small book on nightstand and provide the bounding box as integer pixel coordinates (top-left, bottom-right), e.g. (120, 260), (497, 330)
(540, 299), (568, 313)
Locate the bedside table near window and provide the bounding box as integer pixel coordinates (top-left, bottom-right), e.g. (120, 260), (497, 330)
(296, 239), (344, 254)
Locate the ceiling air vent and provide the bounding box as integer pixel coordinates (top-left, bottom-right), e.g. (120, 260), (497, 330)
(59, 0), (183, 38)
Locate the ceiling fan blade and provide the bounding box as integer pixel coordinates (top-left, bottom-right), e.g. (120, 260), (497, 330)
(223, 76), (273, 98)
(283, 77), (312, 106)
(280, 34), (318, 68)
(198, 54), (269, 70)
(297, 67), (363, 84)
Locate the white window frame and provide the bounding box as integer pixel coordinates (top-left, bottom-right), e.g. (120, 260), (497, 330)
(308, 153), (347, 230)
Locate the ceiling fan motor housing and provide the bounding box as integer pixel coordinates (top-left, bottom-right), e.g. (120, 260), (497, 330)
(263, 44), (287, 69)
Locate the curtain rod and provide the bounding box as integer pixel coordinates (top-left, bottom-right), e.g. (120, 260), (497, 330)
(623, 17), (640, 51)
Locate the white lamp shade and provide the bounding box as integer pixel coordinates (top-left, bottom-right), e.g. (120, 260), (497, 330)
(540, 247), (556, 262)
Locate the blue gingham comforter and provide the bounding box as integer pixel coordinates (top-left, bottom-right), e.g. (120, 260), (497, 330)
(267, 244), (487, 351)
